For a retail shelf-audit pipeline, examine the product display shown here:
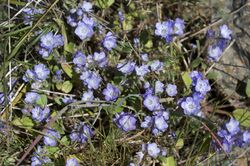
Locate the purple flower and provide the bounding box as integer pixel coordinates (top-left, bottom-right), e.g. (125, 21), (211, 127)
(118, 11), (125, 22)
(23, 69), (36, 82)
(34, 64), (50, 81)
(147, 143), (161, 158)
(114, 112), (137, 132)
(192, 92), (205, 103)
(174, 18), (185, 36)
(82, 15), (96, 27)
(102, 83), (121, 101)
(195, 79), (211, 95)
(40, 32), (64, 50)
(166, 84), (177, 97)
(75, 22), (94, 40)
(117, 61), (136, 75)
(31, 106), (50, 122)
(208, 45), (223, 62)
(62, 96), (75, 104)
(190, 71), (203, 86)
(135, 64), (150, 77)
(206, 29), (215, 38)
(31, 146), (52, 166)
(93, 51), (108, 67)
(44, 129), (61, 146)
(79, 1), (93, 13)
(143, 95), (161, 111)
(181, 97), (201, 116)
(66, 15), (77, 27)
(141, 116), (153, 128)
(154, 115), (168, 133)
(66, 158), (79, 166)
(141, 53), (149, 62)
(80, 71), (102, 90)
(225, 118), (240, 135)
(220, 24), (232, 40)
(73, 51), (86, 67)
(24, 92), (40, 104)
(155, 21), (174, 38)
(70, 123), (94, 144)
(150, 60), (163, 72)
(38, 48), (50, 58)
(155, 81), (164, 94)
(103, 32), (117, 51)
(243, 131), (250, 144)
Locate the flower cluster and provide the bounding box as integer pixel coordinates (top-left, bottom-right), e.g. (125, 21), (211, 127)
(31, 146), (52, 166)
(23, 64), (50, 83)
(180, 71), (211, 116)
(216, 118), (250, 152)
(155, 18), (185, 43)
(70, 123), (94, 144)
(207, 24), (232, 61)
(31, 106), (50, 122)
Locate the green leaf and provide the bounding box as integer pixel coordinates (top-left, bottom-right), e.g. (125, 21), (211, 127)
(61, 81), (73, 93)
(96, 0), (114, 9)
(64, 42), (75, 53)
(160, 156), (176, 166)
(191, 57), (202, 68)
(181, 72), (192, 88)
(175, 138), (184, 149)
(207, 71), (218, 80)
(233, 109), (250, 127)
(45, 146), (60, 154)
(61, 63), (73, 78)
(61, 136), (70, 146)
(21, 117), (34, 128)
(36, 95), (48, 108)
(246, 79), (250, 97)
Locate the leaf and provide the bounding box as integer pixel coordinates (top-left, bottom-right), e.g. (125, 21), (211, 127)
(181, 72), (192, 88)
(64, 42), (75, 53)
(61, 63), (73, 78)
(61, 81), (73, 93)
(207, 71), (218, 80)
(246, 79), (250, 97)
(45, 146), (60, 154)
(21, 117), (34, 128)
(191, 57), (202, 68)
(160, 156), (176, 166)
(233, 109), (250, 127)
(96, 0), (114, 9)
(61, 136), (70, 146)
(175, 138), (184, 149)
(36, 95), (48, 108)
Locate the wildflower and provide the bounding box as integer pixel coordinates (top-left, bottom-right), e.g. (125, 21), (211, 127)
(66, 158), (79, 166)
(44, 129), (61, 146)
(155, 21), (174, 38)
(82, 15), (96, 27)
(31, 106), (50, 122)
(208, 45), (223, 62)
(190, 71), (203, 86)
(166, 84), (177, 97)
(150, 60), (163, 72)
(141, 53), (149, 62)
(31, 146), (52, 166)
(93, 51), (108, 68)
(118, 11), (125, 23)
(195, 79), (211, 95)
(23, 69), (36, 82)
(155, 81), (164, 94)
(114, 112), (137, 132)
(151, 110), (169, 135)
(73, 51), (86, 67)
(143, 95), (161, 111)
(38, 48), (50, 58)
(66, 15), (78, 27)
(133, 38), (140, 47)
(102, 83), (121, 101)
(173, 18), (185, 36)
(78, 1), (93, 13)
(40, 32), (64, 50)
(80, 71), (102, 90)
(75, 22), (94, 40)
(206, 29), (215, 38)
(117, 61), (136, 75)
(141, 116), (153, 128)
(147, 143), (161, 158)
(181, 97), (200, 115)
(225, 118), (240, 135)
(102, 32), (117, 51)
(220, 24), (232, 40)
(243, 131), (250, 144)
(33, 64), (50, 81)
(70, 123), (94, 143)
(24, 92), (40, 104)
(62, 96), (75, 104)
(135, 64), (150, 77)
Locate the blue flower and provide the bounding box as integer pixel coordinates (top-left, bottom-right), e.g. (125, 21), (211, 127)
(118, 11), (125, 22)
(38, 48), (50, 58)
(82, 15), (96, 27)
(143, 95), (161, 111)
(40, 32), (64, 50)
(23, 69), (36, 82)
(135, 64), (150, 77)
(75, 22), (94, 40)
(195, 79), (211, 95)
(192, 92), (205, 103)
(141, 53), (149, 62)
(189, 71), (203, 86)
(103, 32), (117, 51)
(220, 24), (232, 40)
(24, 92), (40, 104)
(147, 143), (161, 158)
(33, 64), (50, 81)
(79, 1), (93, 13)
(114, 112), (137, 132)
(66, 15), (78, 27)
(70, 123), (94, 143)
(73, 51), (86, 67)
(150, 60), (163, 72)
(243, 131), (250, 144)
(62, 96), (75, 104)
(208, 45), (223, 62)
(31, 146), (52, 166)
(80, 71), (102, 90)
(141, 116), (153, 128)
(44, 129), (61, 146)
(166, 84), (177, 97)
(102, 83), (121, 101)
(93, 51), (108, 68)
(155, 81), (164, 94)
(206, 29), (215, 38)
(155, 21), (174, 38)
(66, 158), (79, 166)
(225, 118), (240, 135)
(181, 97), (201, 115)
(117, 61), (136, 75)
(31, 106), (50, 122)
(174, 18), (185, 36)
(82, 90), (94, 104)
